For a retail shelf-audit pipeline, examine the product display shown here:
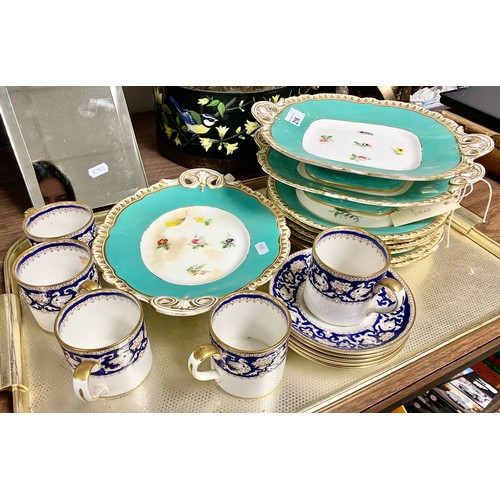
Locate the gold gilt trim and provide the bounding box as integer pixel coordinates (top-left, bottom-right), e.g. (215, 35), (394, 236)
(267, 176), (449, 243)
(252, 93), (494, 181)
(300, 190), (396, 216)
(303, 164), (412, 195)
(390, 229), (444, 267)
(255, 132), (462, 208)
(92, 168), (291, 316)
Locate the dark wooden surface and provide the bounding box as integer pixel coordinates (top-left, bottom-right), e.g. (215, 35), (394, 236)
(1, 111), (499, 413)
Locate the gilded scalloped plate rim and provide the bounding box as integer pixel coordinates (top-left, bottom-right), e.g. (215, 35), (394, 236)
(92, 169), (291, 316)
(267, 176), (449, 241)
(257, 141), (461, 208)
(252, 93), (494, 181)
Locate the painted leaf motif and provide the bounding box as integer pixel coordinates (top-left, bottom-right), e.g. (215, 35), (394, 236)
(190, 111), (202, 124)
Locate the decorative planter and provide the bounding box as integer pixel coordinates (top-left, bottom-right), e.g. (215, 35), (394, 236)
(154, 86), (305, 178)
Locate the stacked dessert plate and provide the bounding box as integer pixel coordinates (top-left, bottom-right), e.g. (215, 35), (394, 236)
(266, 176), (448, 267)
(252, 93), (494, 266)
(269, 249), (416, 367)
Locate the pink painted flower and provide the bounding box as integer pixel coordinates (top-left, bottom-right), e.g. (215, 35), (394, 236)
(190, 235), (208, 249)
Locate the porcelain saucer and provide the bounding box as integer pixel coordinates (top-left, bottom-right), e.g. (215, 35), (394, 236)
(269, 249), (416, 354)
(288, 337), (408, 368)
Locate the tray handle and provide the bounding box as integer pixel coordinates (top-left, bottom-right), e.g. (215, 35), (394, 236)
(0, 293), (29, 409)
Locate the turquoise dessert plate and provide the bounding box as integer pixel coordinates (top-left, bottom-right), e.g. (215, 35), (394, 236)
(252, 93), (493, 181)
(257, 141), (467, 208)
(93, 169), (290, 316)
(268, 177), (443, 237)
(304, 163), (413, 196)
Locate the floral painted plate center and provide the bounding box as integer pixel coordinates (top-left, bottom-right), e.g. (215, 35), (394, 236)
(140, 205), (250, 285)
(302, 119), (422, 171)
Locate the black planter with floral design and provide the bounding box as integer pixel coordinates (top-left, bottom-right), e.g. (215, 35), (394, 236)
(154, 86), (305, 178)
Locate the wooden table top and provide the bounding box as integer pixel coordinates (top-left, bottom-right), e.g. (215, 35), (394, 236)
(1, 111), (499, 413)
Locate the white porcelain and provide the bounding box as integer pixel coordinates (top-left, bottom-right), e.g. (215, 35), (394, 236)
(188, 291), (291, 399)
(140, 205), (251, 285)
(303, 227), (405, 326)
(55, 284), (152, 402)
(295, 188), (394, 228)
(13, 239), (98, 332)
(302, 119), (422, 171)
(23, 201), (96, 246)
(270, 249), (416, 354)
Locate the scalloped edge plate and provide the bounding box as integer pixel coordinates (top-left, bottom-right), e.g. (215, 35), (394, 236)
(252, 93), (494, 181)
(93, 169), (291, 316)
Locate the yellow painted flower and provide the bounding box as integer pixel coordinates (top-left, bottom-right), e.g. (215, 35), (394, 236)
(198, 98), (210, 105)
(194, 216), (212, 225)
(224, 142), (239, 155)
(154, 87), (163, 104)
(216, 126), (229, 139)
(244, 120), (259, 135)
(392, 147), (405, 155)
(174, 135), (182, 146)
(199, 137), (214, 151)
(164, 125), (174, 139)
(166, 217), (186, 227)
(271, 95), (280, 103)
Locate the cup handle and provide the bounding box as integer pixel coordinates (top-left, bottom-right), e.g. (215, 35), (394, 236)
(188, 344), (221, 382)
(366, 277), (406, 316)
(78, 280), (100, 294)
(24, 207), (38, 217)
(73, 359), (108, 402)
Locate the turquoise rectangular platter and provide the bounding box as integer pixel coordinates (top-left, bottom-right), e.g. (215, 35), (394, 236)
(252, 94), (493, 181)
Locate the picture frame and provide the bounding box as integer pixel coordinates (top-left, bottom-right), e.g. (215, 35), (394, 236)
(0, 86), (148, 209)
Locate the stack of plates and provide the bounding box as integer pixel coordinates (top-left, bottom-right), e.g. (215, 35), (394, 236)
(266, 176), (448, 267)
(269, 249), (416, 367)
(252, 93), (494, 267)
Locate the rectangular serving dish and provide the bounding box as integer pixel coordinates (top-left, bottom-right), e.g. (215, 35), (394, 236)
(1, 208), (499, 413)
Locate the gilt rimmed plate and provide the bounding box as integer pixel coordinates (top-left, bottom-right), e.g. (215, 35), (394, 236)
(267, 176), (449, 240)
(252, 93), (494, 181)
(295, 188), (396, 228)
(269, 249), (416, 353)
(303, 163), (413, 196)
(286, 217), (446, 268)
(93, 169), (290, 316)
(256, 139), (481, 208)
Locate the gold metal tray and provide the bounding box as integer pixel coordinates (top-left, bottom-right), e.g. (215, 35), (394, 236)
(1, 207), (499, 413)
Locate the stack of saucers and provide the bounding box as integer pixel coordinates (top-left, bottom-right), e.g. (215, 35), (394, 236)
(252, 93), (493, 267)
(269, 249), (416, 367)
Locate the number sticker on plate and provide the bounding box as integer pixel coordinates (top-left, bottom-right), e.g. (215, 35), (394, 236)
(284, 107), (305, 127)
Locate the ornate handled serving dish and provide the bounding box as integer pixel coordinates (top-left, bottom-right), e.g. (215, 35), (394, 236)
(255, 136), (485, 208)
(93, 169), (290, 316)
(252, 93), (494, 181)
